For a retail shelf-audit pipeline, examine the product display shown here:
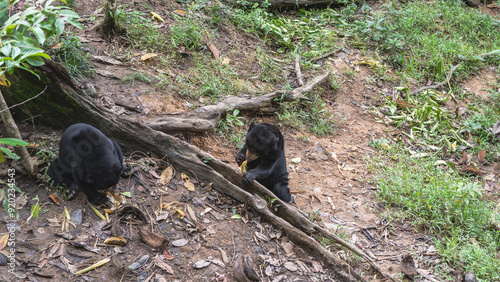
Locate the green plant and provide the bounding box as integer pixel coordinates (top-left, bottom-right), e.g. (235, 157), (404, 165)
(0, 0), (82, 80)
(217, 109), (246, 146)
(45, 34), (93, 78)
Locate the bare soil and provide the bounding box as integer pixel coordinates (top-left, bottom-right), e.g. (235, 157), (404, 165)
(1, 1), (499, 282)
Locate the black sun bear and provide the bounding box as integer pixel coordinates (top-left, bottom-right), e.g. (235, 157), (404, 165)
(235, 122), (292, 202)
(48, 123), (130, 205)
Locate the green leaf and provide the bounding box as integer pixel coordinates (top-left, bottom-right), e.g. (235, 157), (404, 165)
(1, 44), (11, 57)
(31, 26), (46, 44)
(54, 17), (64, 37)
(0, 147), (21, 160)
(57, 9), (80, 19)
(65, 17), (83, 30)
(0, 138), (29, 147)
(25, 56), (45, 66)
(30, 202), (40, 219)
(120, 192), (131, 198)
(18, 48), (50, 60)
(10, 46), (21, 59)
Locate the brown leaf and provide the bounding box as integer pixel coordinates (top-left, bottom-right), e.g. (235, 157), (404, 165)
(48, 194), (61, 205)
(0, 234), (8, 251)
(207, 44), (220, 60)
(478, 150), (487, 164)
(138, 226), (168, 249)
(458, 151), (470, 165)
(185, 204), (198, 227)
(48, 42), (63, 49)
(163, 250), (175, 260)
(459, 166), (483, 177)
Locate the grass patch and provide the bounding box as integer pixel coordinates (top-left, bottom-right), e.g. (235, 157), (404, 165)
(370, 152), (500, 280)
(278, 90), (335, 136)
(336, 0), (500, 81)
(122, 9), (170, 52)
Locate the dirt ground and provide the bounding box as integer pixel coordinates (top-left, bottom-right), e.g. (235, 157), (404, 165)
(1, 1), (499, 281)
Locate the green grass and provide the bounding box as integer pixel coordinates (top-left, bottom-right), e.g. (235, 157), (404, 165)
(45, 34), (93, 78)
(370, 152), (500, 280)
(278, 89), (335, 136)
(122, 10), (170, 52)
(337, 0), (500, 81)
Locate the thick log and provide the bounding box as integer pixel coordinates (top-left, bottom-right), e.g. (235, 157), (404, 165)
(3, 60), (390, 281)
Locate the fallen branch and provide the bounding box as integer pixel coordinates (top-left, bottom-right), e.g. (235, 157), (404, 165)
(148, 71), (330, 133)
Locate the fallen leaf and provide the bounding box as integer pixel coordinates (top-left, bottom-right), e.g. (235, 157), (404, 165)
(174, 9), (186, 15)
(478, 150), (487, 164)
(0, 234), (8, 251)
(163, 250), (175, 260)
(104, 236), (127, 246)
(181, 173), (195, 191)
(150, 11), (165, 22)
(141, 53), (158, 61)
(158, 166), (174, 185)
(48, 194), (61, 205)
(138, 226), (168, 249)
(48, 42), (63, 49)
(458, 151), (470, 165)
(291, 157), (301, 164)
(207, 43), (219, 59)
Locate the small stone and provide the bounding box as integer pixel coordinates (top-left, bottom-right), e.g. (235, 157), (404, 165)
(71, 209), (83, 225)
(464, 272), (477, 282)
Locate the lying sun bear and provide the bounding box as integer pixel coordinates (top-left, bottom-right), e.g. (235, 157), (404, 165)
(48, 123), (130, 205)
(235, 122), (292, 202)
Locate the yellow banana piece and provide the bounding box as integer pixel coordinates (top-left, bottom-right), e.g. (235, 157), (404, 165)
(241, 160), (247, 173)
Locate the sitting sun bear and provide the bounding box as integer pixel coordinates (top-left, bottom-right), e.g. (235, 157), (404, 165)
(235, 122), (292, 202)
(48, 123), (130, 205)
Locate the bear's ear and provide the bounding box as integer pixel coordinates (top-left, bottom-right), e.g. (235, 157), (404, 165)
(249, 122), (255, 130)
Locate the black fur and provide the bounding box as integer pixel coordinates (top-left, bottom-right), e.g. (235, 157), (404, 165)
(235, 122), (291, 202)
(47, 123), (130, 205)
